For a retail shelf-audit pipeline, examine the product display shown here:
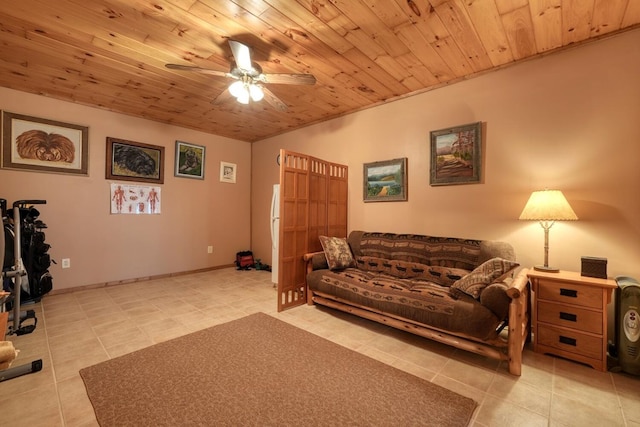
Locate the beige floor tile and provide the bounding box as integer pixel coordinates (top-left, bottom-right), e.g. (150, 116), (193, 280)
(439, 359), (497, 392)
(57, 375), (99, 427)
(474, 395), (548, 427)
(550, 393), (625, 426)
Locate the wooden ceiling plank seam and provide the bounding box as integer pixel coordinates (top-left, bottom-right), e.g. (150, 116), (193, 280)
(430, 35), (475, 78)
(359, 0), (412, 29)
(393, 53), (440, 88)
(394, 22), (456, 83)
(561, 0), (595, 45)
(339, 48), (412, 96)
(327, 0), (411, 58)
(529, 0), (564, 52)
(462, 0), (515, 67)
(262, 0), (354, 54)
(433, 0), (494, 72)
(499, 5), (539, 60)
(591, 0), (628, 36)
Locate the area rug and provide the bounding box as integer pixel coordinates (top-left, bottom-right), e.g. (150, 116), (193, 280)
(80, 312), (477, 426)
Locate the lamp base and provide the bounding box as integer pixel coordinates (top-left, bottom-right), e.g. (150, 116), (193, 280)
(533, 265), (560, 273)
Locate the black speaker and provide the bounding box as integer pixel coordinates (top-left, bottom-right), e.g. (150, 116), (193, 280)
(581, 256), (607, 279)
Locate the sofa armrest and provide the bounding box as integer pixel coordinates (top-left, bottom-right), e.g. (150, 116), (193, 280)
(303, 251), (328, 275)
(505, 268), (529, 300)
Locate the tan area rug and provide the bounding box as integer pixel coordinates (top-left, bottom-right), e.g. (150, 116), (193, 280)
(80, 312), (477, 426)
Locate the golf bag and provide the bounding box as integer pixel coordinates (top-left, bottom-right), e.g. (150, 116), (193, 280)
(2, 199), (53, 305)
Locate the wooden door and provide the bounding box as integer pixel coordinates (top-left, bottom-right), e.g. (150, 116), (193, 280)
(277, 150), (348, 311)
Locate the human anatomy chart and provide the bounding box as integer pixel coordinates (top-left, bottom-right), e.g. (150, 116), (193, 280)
(110, 183), (161, 214)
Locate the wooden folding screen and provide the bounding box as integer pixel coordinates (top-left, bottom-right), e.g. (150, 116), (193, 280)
(277, 150), (348, 312)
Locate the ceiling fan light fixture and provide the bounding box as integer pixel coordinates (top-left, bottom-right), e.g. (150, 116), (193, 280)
(249, 84), (264, 102)
(228, 80), (245, 98)
(237, 90), (250, 104)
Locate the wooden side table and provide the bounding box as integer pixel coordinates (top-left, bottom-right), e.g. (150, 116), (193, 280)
(528, 269), (617, 371)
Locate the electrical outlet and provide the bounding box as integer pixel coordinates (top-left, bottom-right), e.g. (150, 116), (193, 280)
(207, 246), (213, 254)
(62, 258), (71, 269)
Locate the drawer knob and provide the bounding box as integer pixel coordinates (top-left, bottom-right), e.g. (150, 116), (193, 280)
(559, 335), (577, 346)
(560, 288), (578, 298)
(559, 312), (577, 322)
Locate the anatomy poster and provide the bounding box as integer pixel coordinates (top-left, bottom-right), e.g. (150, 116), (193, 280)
(110, 183), (161, 214)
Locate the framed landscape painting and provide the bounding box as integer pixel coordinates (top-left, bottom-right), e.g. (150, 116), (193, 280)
(363, 158), (407, 202)
(1, 111), (89, 175)
(430, 122), (482, 186)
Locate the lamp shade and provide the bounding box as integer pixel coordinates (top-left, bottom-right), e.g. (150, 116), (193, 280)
(519, 189), (578, 221)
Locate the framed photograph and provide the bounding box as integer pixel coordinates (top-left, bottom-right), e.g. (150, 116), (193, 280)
(363, 158), (408, 202)
(174, 141), (205, 180)
(430, 122), (482, 186)
(220, 161), (237, 183)
(1, 111), (89, 175)
(106, 137), (164, 184)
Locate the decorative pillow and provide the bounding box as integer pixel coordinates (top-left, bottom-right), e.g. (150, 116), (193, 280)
(319, 236), (355, 270)
(423, 265), (471, 287)
(450, 258), (519, 300)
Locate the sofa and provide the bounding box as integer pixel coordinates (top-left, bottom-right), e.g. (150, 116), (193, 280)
(303, 231), (530, 375)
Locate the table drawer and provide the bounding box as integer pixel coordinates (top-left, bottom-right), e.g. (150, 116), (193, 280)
(538, 279), (602, 309)
(537, 301), (603, 334)
(537, 324), (602, 359)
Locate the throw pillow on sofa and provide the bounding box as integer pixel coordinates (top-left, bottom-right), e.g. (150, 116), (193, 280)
(450, 257), (519, 299)
(319, 236), (355, 270)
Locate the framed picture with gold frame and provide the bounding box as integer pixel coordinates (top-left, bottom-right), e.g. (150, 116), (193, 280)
(106, 137), (164, 184)
(363, 158), (408, 202)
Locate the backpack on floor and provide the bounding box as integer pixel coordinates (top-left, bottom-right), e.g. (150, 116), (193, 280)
(235, 251), (254, 270)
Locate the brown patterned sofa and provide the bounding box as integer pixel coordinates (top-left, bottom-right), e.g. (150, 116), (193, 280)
(303, 231), (530, 375)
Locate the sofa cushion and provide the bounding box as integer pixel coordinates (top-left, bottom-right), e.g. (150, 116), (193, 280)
(319, 236), (355, 270)
(480, 282), (511, 319)
(450, 258), (519, 299)
(355, 256), (469, 285)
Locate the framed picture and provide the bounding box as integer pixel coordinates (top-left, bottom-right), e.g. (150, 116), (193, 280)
(220, 161), (237, 183)
(1, 111), (89, 175)
(174, 141), (205, 180)
(363, 158), (408, 202)
(106, 137), (164, 184)
(430, 122), (482, 186)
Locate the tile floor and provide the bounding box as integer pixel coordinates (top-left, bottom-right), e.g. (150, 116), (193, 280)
(1, 268), (639, 426)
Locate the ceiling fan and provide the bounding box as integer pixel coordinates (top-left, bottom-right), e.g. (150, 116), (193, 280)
(166, 40), (316, 111)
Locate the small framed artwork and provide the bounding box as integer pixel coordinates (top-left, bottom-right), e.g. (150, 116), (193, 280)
(430, 122), (482, 186)
(174, 141), (205, 180)
(1, 111), (89, 175)
(106, 137), (164, 184)
(363, 157), (408, 202)
(220, 161), (237, 183)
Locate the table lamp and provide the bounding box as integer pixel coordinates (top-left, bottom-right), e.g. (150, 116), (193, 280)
(519, 189), (578, 272)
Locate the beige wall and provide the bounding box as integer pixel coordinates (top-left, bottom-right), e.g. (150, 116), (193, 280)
(252, 28), (640, 280)
(1, 88), (251, 290)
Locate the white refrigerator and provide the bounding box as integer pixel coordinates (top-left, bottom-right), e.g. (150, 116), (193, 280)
(270, 184), (280, 285)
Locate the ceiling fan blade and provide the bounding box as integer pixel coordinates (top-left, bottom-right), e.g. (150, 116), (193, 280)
(228, 40), (253, 72)
(165, 63), (230, 78)
(211, 88), (235, 105)
(261, 86), (288, 112)
(260, 73), (317, 85)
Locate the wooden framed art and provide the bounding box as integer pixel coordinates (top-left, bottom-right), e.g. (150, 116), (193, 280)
(363, 157), (408, 202)
(1, 111), (89, 175)
(430, 122), (482, 186)
(174, 141), (205, 180)
(220, 161), (237, 183)
(106, 137), (164, 184)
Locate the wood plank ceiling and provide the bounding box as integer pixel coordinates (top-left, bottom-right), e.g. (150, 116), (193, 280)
(0, 1), (638, 142)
